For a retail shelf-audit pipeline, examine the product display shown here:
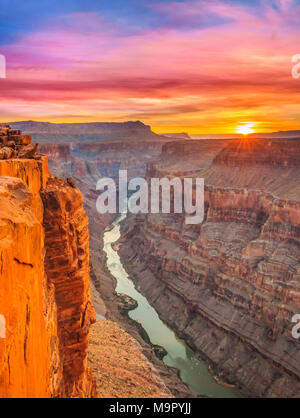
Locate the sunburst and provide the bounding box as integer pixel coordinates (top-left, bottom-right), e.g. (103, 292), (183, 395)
(236, 123), (256, 135)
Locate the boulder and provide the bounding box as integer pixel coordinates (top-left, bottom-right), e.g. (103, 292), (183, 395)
(18, 143), (38, 159)
(0, 147), (14, 160)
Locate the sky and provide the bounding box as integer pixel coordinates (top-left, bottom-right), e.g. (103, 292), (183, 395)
(0, 0), (300, 134)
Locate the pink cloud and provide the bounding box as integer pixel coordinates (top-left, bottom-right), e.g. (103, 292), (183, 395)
(0, 3), (300, 132)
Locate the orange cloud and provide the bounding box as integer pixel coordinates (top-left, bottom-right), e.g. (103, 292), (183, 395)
(0, 2), (300, 133)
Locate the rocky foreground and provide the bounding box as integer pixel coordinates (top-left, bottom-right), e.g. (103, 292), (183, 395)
(88, 321), (171, 398)
(119, 137), (300, 398)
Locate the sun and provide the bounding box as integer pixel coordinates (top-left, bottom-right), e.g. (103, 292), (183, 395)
(236, 123), (256, 135)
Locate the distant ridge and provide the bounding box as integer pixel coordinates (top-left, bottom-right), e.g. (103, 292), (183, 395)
(9, 120), (156, 135)
(8, 120), (165, 144)
(8, 121), (300, 143)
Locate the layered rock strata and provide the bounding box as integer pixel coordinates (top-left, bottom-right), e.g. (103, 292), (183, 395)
(119, 138), (300, 398)
(37, 135), (196, 396)
(0, 124), (33, 159)
(37, 138), (175, 319)
(41, 178), (96, 397)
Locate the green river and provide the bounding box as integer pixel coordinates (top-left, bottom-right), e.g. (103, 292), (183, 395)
(103, 215), (243, 398)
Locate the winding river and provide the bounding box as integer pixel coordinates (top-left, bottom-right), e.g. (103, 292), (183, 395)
(103, 215), (243, 398)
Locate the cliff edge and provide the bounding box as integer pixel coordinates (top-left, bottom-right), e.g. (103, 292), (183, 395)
(0, 125), (96, 397)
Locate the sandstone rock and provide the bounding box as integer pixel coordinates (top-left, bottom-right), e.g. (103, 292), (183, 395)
(0, 176), (62, 398)
(0, 156), (50, 194)
(0, 125), (32, 153)
(41, 178), (96, 398)
(0, 147), (14, 160)
(18, 143), (38, 159)
(6, 141), (16, 149)
(0, 125), (97, 398)
(67, 177), (76, 188)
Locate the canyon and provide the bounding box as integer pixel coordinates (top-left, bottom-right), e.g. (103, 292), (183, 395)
(118, 137), (300, 398)
(4, 119), (300, 398)
(0, 124), (185, 398)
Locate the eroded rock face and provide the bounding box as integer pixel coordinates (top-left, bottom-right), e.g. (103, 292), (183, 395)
(0, 126), (96, 398)
(213, 138), (300, 168)
(41, 178), (96, 398)
(0, 156), (50, 194)
(0, 176), (62, 398)
(147, 139), (229, 177)
(119, 138), (300, 398)
(0, 124), (37, 160)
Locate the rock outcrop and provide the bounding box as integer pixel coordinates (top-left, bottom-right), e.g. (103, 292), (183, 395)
(0, 126), (96, 397)
(41, 178), (96, 398)
(0, 176), (59, 397)
(0, 124), (34, 158)
(119, 137), (300, 398)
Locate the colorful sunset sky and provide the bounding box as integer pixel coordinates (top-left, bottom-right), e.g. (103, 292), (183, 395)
(0, 0), (300, 134)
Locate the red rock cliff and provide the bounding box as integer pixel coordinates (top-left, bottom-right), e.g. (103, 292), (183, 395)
(41, 178), (96, 397)
(0, 126), (96, 397)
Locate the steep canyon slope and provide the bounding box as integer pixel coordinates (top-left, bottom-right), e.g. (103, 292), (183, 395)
(119, 137), (300, 398)
(36, 129), (176, 317)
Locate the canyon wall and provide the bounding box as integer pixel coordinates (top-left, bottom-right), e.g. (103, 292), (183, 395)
(41, 178), (96, 397)
(0, 175), (57, 397)
(37, 132), (195, 396)
(0, 126), (96, 397)
(119, 138), (300, 398)
(38, 137), (174, 318)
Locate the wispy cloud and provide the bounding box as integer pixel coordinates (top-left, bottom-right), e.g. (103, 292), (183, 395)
(0, 0), (299, 132)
